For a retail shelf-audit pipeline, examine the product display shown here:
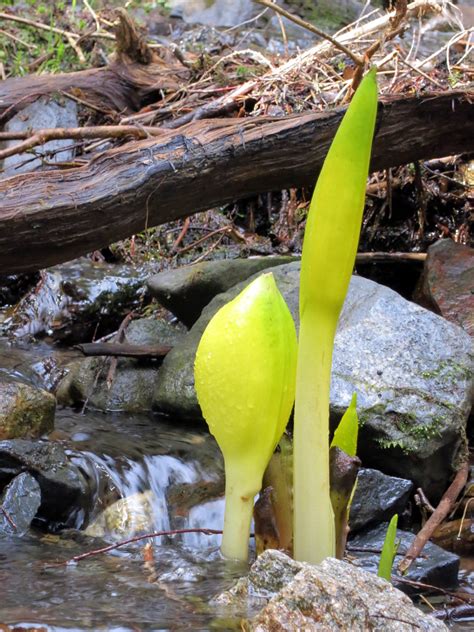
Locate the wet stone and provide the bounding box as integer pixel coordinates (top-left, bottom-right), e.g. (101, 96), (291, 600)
(0, 440), (88, 525)
(147, 256), (294, 327)
(416, 239), (474, 336)
(0, 379), (55, 440)
(350, 468), (413, 532)
(57, 317), (186, 412)
(348, 522), (460, 591)
(1, 259), (158, 344)
(217, 550), (447, 631)
(0, 473), (41, 536)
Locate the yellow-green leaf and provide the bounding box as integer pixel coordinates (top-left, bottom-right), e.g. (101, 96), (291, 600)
(331, 392), (359, 457)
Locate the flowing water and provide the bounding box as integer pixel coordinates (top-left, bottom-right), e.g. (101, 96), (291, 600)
(0, 338), (255, 630)
(0, 406), (251, 630)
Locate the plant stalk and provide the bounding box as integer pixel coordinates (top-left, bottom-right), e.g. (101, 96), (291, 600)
(221, 465), (259, 561)
(293, 316), (336, 564)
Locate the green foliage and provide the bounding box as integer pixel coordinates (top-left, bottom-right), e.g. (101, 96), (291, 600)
(378, 514), (399, 581)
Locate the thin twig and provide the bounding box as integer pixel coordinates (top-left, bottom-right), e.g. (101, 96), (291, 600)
(0, 126), (168, 162)
(355, 252), (426, 262)
(398, 462), (469, 574)
(45, 528), (224, 567)
(0, 505), (17, 530)
(106, 311), (134, 390)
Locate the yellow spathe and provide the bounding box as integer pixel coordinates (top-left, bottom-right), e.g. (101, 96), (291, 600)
(195, 272), (297, 560)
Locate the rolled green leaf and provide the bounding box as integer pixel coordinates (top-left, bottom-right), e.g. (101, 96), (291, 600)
(194, 272), (297, 561)
(293, 69), (378, 564)
(330, 394), (360, 557)
(331, 392), (359, 457)
(378, 514), (399, 581)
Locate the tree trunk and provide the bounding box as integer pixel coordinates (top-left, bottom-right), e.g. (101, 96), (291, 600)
(0, 91), (472, 274)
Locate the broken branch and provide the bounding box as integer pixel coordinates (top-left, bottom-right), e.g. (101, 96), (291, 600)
(398, 462), (469, 574)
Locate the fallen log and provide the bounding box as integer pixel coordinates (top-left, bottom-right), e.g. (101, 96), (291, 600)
(75, 342), (172, 358)
(0, 90), (472, 274)
(0, 10), (187, 121)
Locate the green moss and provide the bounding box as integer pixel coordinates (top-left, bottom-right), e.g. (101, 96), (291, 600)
(296, 0), (355, 32)
(421, 358), (473, 382)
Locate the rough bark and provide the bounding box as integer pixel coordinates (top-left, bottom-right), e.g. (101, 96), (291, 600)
(0, 10), (187, 120)
(0, 90), (472, 274)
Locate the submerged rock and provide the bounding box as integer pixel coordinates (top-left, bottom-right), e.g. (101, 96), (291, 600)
(0, 379), (55, 439)
(147, 256), (294, 327)
(154, 262), (473, 497)
(216, 550), (447, 631)
(85, 490), (155, 540)
(416, 239), (474, 336)
(0, 473), (41, 536)
(349, 522), (460, 591)
(350, 469), (413, 532)
(0, 440), (87, 525)
(57, 317), (186, 412)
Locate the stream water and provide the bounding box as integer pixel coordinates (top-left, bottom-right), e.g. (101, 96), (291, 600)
(0, 358), (252, 630)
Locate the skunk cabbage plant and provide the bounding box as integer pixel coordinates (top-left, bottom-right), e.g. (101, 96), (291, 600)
(194, 272), (297, 561)
(294, 69), (378, 564)
(330, 393), (360, 558)
(378, 514), (399, 581)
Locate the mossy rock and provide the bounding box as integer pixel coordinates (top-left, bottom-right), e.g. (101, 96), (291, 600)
(0, 380), (55, 439)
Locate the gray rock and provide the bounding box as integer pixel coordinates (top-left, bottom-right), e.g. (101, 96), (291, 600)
(168, 0), (257, 27)
(0, 473), (41, 536)
(147, 256), (295, 327)
(217, 550), (447, 631)
(154, 262), (473, 496)
(349, 523), (460, 590)
(0, 379), (55, 440)
(57, 318), (186, 412)
(0, 440), (87, 524)
(2, 96), (77, 175)
(1, 258), (156, 343)
(350, 469), (413, 532)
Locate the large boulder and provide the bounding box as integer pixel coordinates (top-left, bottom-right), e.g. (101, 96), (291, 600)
(215, 550), (447, 631)
(0, 380), (55, 440)
(57, 317), (186, 412)
(154, 262), (473, 497)
(147, 256), (294, 327)
(415, 239), (474, 336)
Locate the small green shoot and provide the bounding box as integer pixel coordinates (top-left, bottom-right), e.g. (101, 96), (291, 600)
(331, 392), (358, 457)
(378, 514), (399, 581)
(330, 393), (360, 557)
